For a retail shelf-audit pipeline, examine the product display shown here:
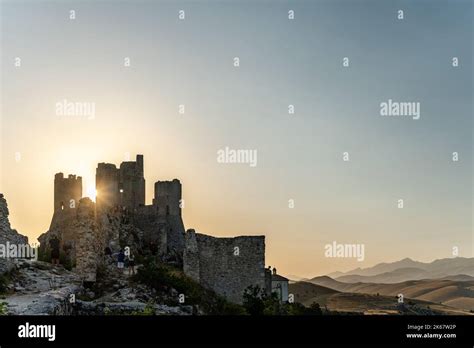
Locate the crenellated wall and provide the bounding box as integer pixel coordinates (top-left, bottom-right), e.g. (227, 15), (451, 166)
(153, 179), (182, 217)
(54, 173), (82, 211)
(96, 155), (145, 212)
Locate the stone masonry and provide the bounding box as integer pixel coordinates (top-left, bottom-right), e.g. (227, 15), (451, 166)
(74, 198), (103, 282)
(183, 229), (266, 304)
(54, 173), (82, 211)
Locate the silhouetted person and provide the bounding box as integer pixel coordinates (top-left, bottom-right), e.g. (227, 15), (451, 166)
(117, 249), (125, 269)
(128, 253), (136, 275)
(149, 241), (157, 256)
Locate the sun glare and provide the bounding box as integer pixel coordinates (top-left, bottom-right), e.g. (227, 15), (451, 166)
(86, 185), (97, 202)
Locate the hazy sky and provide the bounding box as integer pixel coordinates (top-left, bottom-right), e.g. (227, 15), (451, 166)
(0, 0), (472, 277)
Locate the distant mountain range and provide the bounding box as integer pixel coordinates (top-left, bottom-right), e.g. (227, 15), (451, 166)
(287, 257), (474, 312)
(286, 257), (474, 313)
(325, 257), (474, 283)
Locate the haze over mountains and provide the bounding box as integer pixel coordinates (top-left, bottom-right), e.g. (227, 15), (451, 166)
(326, 257), (474, 283)
(289, 257), (474, 313)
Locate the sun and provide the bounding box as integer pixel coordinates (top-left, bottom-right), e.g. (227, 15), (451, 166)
(86, 185), (97, 202)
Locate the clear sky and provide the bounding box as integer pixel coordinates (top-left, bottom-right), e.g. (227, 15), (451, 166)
(0, 0), (472, 277)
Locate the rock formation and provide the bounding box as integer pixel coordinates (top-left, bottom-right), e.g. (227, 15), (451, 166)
(0, 193), (28, 275)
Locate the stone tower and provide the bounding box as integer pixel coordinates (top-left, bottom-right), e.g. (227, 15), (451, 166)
(96, 163), (119, 211)
(54, 173), (82, 211)
(152, 179), (185, 254)
(96, 155), (146, 212)
(119, 154), (145, 209)
(153, 179), (182, 216)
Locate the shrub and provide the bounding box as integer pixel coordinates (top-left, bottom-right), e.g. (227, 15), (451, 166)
(0, 269), (17, 295)
(0, 302), (7, 315)
(0, 274), (9, 294)
(284, 302), (324, 315)
(132, 256), (245, 315)
(285, 302), (307, 315)
(309, 302), (323, 315)
(37, 247), (50, 262)
(131, 302), (155, 316)
(242, 285), (266, 315)
(242, 285), (287, 315)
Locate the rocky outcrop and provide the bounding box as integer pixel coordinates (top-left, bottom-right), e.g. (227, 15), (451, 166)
(2, 259), (191, 315)
(3, 259), (82, 315)
(74, 300), (193, 315)
(0, 194), (29, 275)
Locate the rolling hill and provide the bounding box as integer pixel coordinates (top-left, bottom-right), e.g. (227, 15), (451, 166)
(307, 277), (474, 311)
(288, 280), (339, 305)
(289, 281), (471, 315)
(293, 257), (474, 312)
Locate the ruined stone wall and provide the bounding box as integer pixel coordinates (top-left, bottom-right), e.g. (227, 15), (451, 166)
(54, 173), (82, 211)
(165, 215), (185, 256)
(39, 197), (104, 278)
(132, 205), (167, 255)
(183, 230), (265, 304)
(74, 198), (102, 282)
(40, 208), (78, 263)
(46, 197), (104, 282)
(0, 194), (28, 274)
(131, 205), (184, 258)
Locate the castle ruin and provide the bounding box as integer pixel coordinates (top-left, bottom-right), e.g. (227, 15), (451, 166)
(39, 154), (265, 303)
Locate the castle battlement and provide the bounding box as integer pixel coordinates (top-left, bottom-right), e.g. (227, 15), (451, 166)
(96, 155), (145, 211)
(54, 172), (82, 211)
(153, 179), (182, 217)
